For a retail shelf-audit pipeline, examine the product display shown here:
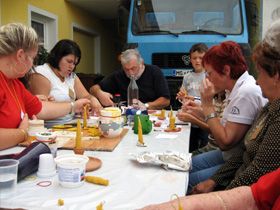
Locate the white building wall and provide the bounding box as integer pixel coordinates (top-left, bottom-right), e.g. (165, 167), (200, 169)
(262, 0), (280, 37)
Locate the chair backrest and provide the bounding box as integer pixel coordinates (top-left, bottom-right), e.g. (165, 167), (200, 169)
(76, 73), (104, 92)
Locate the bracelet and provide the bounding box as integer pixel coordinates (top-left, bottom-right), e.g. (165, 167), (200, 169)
(205, 112), (218, 122)
(19, 129), (28, 142)
(70, 101), (75, 115)
(214, 193), (228, 210)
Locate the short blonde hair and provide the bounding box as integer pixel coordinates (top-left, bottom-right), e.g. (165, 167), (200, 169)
(0, 23), (38, 56)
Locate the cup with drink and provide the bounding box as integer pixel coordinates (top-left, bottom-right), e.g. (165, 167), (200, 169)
(0, 159), (19, 198)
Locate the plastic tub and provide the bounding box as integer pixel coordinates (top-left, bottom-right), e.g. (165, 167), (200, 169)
(55, 154), (89, 188)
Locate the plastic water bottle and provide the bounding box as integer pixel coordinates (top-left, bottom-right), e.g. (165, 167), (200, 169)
(127, 77), (139, 107)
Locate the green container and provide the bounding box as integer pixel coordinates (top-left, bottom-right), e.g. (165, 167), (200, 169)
(133, 115), (153, 134)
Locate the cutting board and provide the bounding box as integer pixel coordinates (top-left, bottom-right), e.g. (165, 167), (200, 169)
(62, 128), (129, 151)
(19, 128), (129, 152)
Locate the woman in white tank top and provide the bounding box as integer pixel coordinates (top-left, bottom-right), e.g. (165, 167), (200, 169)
(29, 39), (102, 126)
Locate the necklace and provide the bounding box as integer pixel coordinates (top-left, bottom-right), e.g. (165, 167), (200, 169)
(0, 71), (25, 119)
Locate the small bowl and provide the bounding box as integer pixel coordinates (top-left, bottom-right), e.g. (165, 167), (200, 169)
(36, 132), (57, 142)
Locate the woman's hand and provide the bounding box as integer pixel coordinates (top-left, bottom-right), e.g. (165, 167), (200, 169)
(177, 111), (197, 123)
(181, 100), (205, 121)
(18, 113), (29, 132)
(90, 96), (103, 115)
(191, 179), (217, 195)
(74, 98), (91, 113)
(200, 78), (216, 115)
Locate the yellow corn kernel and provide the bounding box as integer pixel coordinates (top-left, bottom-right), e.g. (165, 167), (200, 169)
(57, 198), (64, 206)
(96, 201), (104, 210)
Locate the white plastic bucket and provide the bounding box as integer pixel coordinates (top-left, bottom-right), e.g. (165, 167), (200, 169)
(55, 154), (89, 188)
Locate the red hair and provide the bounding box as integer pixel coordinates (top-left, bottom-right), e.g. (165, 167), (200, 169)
(202, 41), (247, 80)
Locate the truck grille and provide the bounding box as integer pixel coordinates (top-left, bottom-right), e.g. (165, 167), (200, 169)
(152, 53), (192, 69)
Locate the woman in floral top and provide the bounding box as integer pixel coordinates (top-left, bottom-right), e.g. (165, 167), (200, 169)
(191, 19), (280, 194)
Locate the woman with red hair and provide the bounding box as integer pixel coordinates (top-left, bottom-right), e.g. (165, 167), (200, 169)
(187, 41), (267, 194)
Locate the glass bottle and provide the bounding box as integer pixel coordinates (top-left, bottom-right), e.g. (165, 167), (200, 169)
(127, 77), (139, 107)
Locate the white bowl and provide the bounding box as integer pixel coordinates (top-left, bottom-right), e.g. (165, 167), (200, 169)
(36, 132), (57, 142)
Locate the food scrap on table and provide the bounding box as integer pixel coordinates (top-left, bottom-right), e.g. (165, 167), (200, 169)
(96, 201), (104, 210)
(85, 176), (109, 186)
(153, 121), (162, 127)
(58, 198), (64, 206)
(87, 127), (102, 137)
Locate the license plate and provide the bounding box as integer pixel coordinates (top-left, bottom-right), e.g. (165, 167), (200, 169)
(175, 69), (191, 77)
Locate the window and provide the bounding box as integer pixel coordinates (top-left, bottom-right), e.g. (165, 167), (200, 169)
(28, 5), (58, 50)
(31, 20), (45, 46)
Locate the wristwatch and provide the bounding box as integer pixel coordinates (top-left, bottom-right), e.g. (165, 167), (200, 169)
(205, 112), (218, 122)
(144, 103), (149, 109)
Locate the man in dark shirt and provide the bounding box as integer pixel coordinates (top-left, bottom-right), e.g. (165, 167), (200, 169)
(90, 49), (170, 110)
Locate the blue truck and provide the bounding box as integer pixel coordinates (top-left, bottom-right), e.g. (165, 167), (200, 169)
(127, 0), (251, 108)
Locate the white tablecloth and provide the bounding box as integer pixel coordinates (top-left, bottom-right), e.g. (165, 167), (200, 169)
(0, 123), (190, 210)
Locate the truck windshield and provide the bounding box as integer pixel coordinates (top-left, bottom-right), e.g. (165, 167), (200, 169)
(132, 0), (243, 35)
